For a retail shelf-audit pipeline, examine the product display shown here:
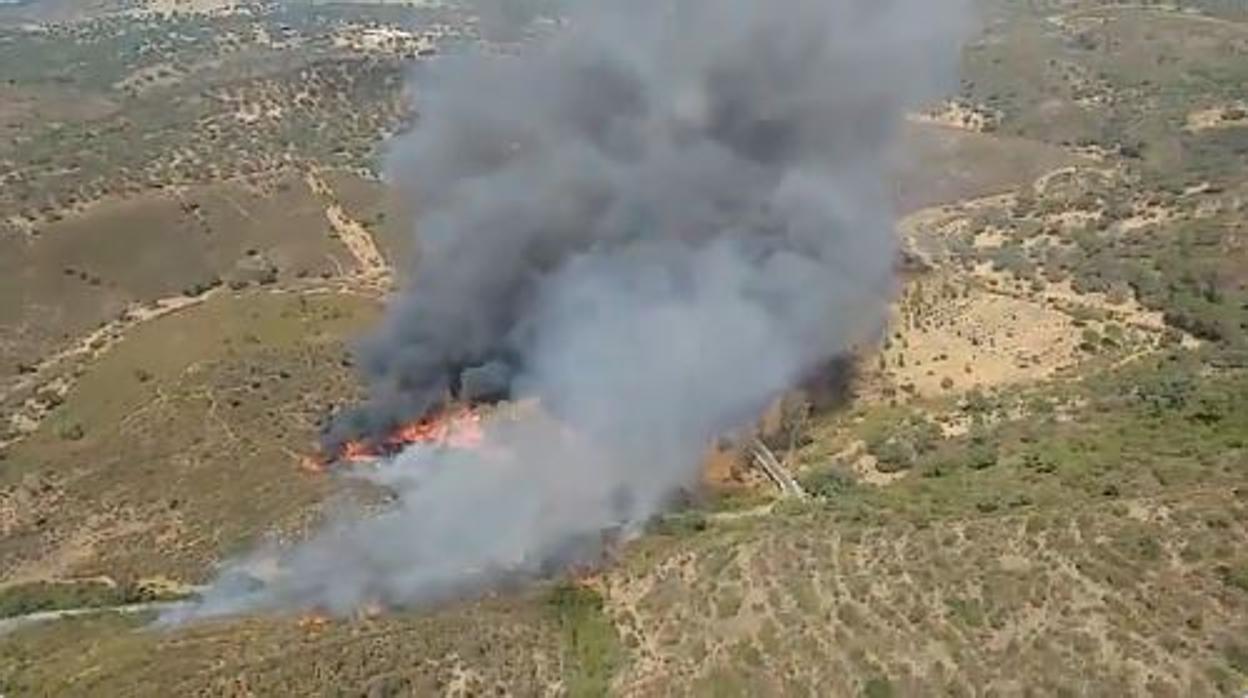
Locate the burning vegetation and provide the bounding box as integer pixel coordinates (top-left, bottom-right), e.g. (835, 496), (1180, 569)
(175, 0), (967, 622)
(302, 404), (485, 473)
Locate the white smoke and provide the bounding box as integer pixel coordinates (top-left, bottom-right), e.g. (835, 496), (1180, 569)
(172, 0), (969, 620)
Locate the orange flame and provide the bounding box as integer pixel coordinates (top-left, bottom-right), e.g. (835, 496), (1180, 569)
(299, 454), (329, 474)
(298, 612), (331, 633)
(381, 405), (483, 453)
(341, 438), (382, 463)
(303, 405), (486, 472)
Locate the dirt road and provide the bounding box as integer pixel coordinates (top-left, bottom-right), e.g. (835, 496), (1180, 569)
(0, 600), (192, 636)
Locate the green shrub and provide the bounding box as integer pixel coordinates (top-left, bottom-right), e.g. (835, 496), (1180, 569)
(865, 416), (943, 472)
(1218, 563), (1248, 593)
(649, 511), (708, 537)
(0, 581), (122, 618)
(965, 428), (999, 470)
(863, 677), (895, 698)
(802, 468), (857, 499)
(56, 422), (85, 441)
(547, 583), (622, 698)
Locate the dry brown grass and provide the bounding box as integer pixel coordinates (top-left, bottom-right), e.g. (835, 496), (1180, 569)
(604, 486), (1248, 696)
(0, 290), (380, 585)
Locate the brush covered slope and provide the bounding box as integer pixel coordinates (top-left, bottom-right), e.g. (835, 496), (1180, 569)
(1, 0), (1248, 696)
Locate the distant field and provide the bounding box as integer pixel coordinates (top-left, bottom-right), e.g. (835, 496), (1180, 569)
(963, 2), (1248, 182)
(0, 0), (132, 24)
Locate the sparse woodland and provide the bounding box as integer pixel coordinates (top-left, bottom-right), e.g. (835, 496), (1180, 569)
(1, 1), (1247, 695)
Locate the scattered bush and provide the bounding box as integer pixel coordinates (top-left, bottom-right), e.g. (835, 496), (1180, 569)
(862, 677), (895, 698)
(649, 511), (708, 537)
(0, 581), (123, 619)
(546, 583), (621, 698)
(57, 422), (85, 441)
(1217, 563), (1248, 593)
(802, 468), (857, 499)
(865, 415), (943, 473)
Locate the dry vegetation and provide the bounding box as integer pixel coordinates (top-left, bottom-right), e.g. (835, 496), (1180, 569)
(0, 291), (379, 585)
(2, 0), (1248, 695)
(0, 599), (570, 696)
(608, 487), (1248, 696)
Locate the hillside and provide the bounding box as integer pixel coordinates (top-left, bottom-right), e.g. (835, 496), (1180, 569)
(1, 1), (1247, 696)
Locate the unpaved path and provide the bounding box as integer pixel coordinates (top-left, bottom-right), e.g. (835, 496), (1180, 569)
(1, 167), (394, 443)
(0, 277), (383, 453)
(0, 293), (219, 405)
(1061, 4), (1248, 34)
(0, 600), (193, 637)
(304, 170), (391, 285)
(0, 289), (227, 449)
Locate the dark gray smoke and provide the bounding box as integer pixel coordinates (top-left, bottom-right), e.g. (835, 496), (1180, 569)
(174, 0), (968, 620)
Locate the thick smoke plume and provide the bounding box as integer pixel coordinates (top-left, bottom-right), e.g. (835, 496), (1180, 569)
(176, 0), (967, 619)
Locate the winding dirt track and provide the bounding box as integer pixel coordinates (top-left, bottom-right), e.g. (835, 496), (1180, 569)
(0, 168), (394, 453)
(0, 600), (193, 636)
(305, 169), (392, 284)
